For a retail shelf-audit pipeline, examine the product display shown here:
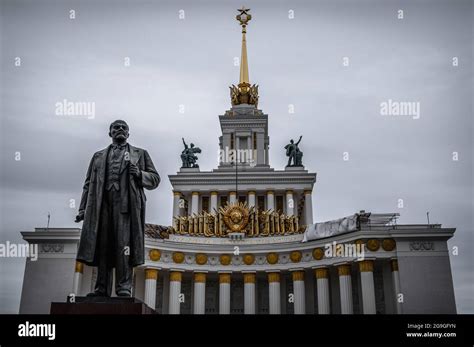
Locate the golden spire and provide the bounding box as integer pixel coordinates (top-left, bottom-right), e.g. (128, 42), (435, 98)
(230, 7), (259, 108)
(237, 6), (251, 86)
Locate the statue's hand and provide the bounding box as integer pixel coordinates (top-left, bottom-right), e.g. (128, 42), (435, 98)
(75, 211), (84, 223)
(129, 163), (142, 179)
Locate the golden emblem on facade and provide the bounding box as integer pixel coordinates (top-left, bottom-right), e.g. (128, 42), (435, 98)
(195, 253), (208, 265)
(366, 239), (380, 252)
(220, 202), (250, 233)
(172, 251), (185, 264)
(312, 247), (324, 260)
(382, 238), (396, 251)
(243, 254), (255, 265)
(149, 249), (161, 261)
(220, 254), (232, 266)
(172, 201), (302, 238)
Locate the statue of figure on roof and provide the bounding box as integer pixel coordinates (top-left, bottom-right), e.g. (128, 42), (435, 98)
(181, 138), (201, 168)
(285, 135), (303, 167)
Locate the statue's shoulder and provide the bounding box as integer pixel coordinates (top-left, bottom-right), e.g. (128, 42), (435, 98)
(92, 147), (109, 158)
(129, 145), (153, 160)
(128, 144), (146, 154)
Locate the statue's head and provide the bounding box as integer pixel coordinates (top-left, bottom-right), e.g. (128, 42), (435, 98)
(290, 139), (294, 144)
(190, 143), (195, 148)
(109, 120), (129, 142)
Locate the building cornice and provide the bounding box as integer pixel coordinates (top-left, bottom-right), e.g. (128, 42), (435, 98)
(169, 170), (317, 191)
(21, 229), (81, 243)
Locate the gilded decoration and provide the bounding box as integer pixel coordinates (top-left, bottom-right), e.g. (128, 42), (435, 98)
(172, 202), (302, 238)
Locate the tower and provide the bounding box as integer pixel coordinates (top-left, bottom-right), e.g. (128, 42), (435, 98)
(168, 7), (317, 232)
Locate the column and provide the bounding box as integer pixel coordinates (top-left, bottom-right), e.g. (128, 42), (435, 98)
(223, 132), (231, 150)
(315, 267), (330, 314)
(266, 190), (274, 210)
(219, 273), (231, 314)
(304, 190), (313, 225)
(391, 259), (403, 314)
(229, 191), (237, 204)
(193, 272), (206, 314)
(243, 273), (256, 314)
(236, 136), (240, 156)
(210, 191), (218, 213)
(250, 134), (257, 166)
(256, 132), (264, 165)
(72, 261), (83, 295)
(247, 191), (256, 208)
(144, 268), (158, 309)
(337, 264), (353, 314)
(268, 272), (281, 314)
(172, 191), (181, 218)
(359, 260), (376, 314)
(169, 271), (182, 314)
(292, 270), (306, 314)
(222, 132), (231, 165)
(191, 192), (199, 215)
(286, 190), (294, 216)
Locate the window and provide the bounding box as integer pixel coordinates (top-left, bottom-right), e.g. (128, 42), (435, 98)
(230, 133), (234, 150)
(276, 195), (284, 213)
(257, 195), (265, 211)
(220, 196), (228, 207)
(239, 136), (248, 150)
(202, 196), (209, 213)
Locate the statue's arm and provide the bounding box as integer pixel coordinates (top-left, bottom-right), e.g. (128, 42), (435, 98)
(182, 138), (187, 148)
(296, 136), (302, 146)
(140, 150), (161, 190)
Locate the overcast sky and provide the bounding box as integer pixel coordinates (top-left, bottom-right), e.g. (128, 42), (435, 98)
(0, 0), (472, 313)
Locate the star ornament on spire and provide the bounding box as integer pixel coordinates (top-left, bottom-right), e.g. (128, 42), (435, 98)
(236, 6), (252, 29)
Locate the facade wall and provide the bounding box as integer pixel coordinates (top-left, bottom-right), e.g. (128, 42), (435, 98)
(397, 250), (456, 313)
(20, 257), (75, 314)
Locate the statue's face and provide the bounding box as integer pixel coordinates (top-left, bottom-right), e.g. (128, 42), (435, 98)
(109, 122), (129, 141)
(290, 140), (294, 144)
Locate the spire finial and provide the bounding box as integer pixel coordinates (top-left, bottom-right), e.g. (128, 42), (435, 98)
(230, 7), (259, 108)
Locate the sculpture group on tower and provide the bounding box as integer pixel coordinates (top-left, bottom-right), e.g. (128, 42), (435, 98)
(285, 135), (304, 167)
(180, 138), (201, 168)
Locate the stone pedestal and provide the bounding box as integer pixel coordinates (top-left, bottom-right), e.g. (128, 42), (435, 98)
(179, 167), (200, 173)
(284, 166), (306, 172)
(50, 297), (156, 314)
